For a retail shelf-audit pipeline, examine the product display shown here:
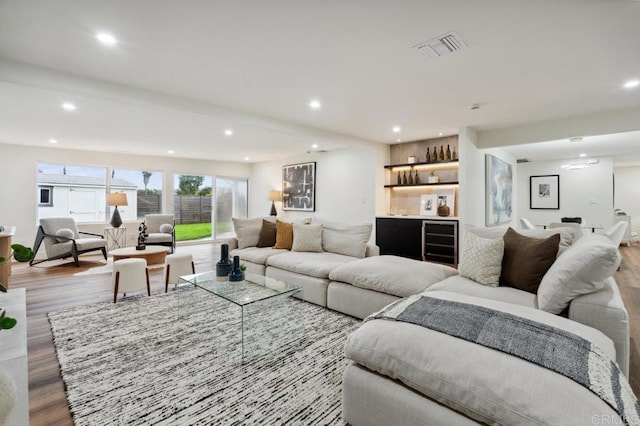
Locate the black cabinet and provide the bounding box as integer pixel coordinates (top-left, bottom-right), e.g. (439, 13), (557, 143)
(376, 218), (423, 260)
(422, 220), (458, 266)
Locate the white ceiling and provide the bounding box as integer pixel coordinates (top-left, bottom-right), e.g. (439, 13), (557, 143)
(0, 0), (639, 162)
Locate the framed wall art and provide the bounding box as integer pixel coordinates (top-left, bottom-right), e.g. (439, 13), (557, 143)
(282, 162), (316, 211)
(530, 174), (560, 209)
(485, 154), (513, 226)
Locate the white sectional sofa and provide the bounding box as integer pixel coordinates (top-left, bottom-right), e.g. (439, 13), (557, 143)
(225, 218), (633, 424)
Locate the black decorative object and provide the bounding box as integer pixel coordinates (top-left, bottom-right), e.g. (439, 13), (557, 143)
(216, 244), (233, 277)
(136, 222), (148, 250)
(107, 193), (128, 228)
(228, 255), (245, 282)
(110, 207), (123, 228)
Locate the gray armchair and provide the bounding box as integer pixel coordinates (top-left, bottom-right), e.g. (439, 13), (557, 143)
(30, 217), (107, 266)
(144, 214), (175, 253)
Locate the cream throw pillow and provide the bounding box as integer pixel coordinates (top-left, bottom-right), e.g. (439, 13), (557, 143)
(458, 231), (504, 287)
(292, 223), (323, 252)
(55, 228), (75, 242)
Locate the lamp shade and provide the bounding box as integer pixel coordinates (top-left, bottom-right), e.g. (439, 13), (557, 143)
(268, 190), (282, 202)
(107, 193), (128, 207)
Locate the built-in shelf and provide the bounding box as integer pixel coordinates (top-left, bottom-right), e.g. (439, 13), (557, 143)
(384, 182), (459, 188)
(384, 160), (458, 169)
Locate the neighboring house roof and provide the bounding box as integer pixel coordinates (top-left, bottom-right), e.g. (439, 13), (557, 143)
(37, 173), (137, 189)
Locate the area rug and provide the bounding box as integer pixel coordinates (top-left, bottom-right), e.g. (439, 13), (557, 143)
(48, 288), (360, 425)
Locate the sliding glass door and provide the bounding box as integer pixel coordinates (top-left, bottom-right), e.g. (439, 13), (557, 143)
(214, 177), (248, 239)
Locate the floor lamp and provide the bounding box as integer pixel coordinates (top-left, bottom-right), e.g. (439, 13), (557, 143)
(107, 193), (128, 228)
(268, 190), (282, 216)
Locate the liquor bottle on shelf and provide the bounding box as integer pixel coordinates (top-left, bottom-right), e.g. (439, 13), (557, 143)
(414, 170), (420, 184)
(402, 171), (408, 185)
(408, 172), (414, 185)
(425, 147), (431, 163)
(446, 144), (451, 161)
(439, 145), (445, 161)
(452, 145), (457, 161)
(397, 172), (401, 185)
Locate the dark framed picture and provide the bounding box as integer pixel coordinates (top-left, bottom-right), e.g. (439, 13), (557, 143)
(485, 154), (513, 226)
(530, 175), (560, 209)
(282, 162), (316, 211)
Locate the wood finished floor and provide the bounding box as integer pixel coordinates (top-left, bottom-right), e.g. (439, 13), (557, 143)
(7, 243), (640, 425)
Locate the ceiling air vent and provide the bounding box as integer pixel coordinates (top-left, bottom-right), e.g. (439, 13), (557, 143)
(414, 31), (467, 58)
(516, 159), (531, 163)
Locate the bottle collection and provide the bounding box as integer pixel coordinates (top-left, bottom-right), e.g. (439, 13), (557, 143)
(396, 169), (424, 186)
(425, 144), (456, 163)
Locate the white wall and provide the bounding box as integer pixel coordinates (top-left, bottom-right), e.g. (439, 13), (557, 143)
(517, 158), (614, 230)
(458, 127), (518, 231)
(0, 143), (250, 247)
(249, 145), (388, 234)
(613, 165), (640, 236)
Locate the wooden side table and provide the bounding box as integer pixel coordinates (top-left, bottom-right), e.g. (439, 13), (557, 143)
(0, 226), (16, 289)
(105, 227), (127, 251)
(110, 246), (168, 265)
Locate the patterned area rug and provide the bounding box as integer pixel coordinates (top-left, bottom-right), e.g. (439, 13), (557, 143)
(48, 288), (360, 425)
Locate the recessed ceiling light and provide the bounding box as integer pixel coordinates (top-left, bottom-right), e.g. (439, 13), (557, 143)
(243, 157), (250, 161)
(311, 143), (319, 149)
(167, 150), (174, 154)
(579, 153), (586, 157)
(392, 126), (401, 133)
(61, 102), (76, 111)
(224, 129), (234, 136)
(396, 138), (401, 142)
(309, 100), (322, 110)
(49, 139), (58, 144)
(569, 136), (583, 143)
(438, 132), (443, 136)
(623, 79), (639, 89)
(96, 32), (118, 46)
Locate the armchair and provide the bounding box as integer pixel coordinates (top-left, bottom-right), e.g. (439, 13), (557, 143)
(30, 217), (107, 266)
(143, 214), (175, 253)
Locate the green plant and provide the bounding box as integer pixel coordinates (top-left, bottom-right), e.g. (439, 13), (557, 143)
(0, 243), (35, 293)
(240, 263), (247, 271)
(0, 308), (16, 331)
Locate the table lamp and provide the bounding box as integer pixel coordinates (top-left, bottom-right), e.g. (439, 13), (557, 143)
(268, 190), (282, 216)
(107, 193), (128, 228)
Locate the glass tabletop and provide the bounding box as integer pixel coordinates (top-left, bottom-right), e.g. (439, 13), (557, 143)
(179, 271), (301, 307)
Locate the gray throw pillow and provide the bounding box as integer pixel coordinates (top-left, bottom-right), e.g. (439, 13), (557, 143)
(292, 223), (323, 252)
(55, 228), (75, 242)
(159, 223), (174, 233)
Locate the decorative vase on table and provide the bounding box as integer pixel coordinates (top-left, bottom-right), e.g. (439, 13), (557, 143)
(228, 255), (245, 282)
(216, 244), (234, 277)
(437, 204), (451, 217)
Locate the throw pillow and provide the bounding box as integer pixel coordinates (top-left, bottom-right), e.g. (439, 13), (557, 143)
(55, 228), (75, 242)
(537, 234), (621, 314)
(256, 220), (277, 247)
(159, 223), (174, 233)
(274, 220), (294, 250)
(500, 227), (560, 293)
(458, 231), (504, 287)
(292, 223), (323, 252)
(232, 217), (275, 249)
(313, 218), (372, 258)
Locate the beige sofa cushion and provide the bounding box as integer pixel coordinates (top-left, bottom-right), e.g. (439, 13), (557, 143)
(313, 218), (372, 258)
(329, 255), (458, 298)
(292, 223), (323, 252)
(230, 246), (287, 265)
(468, 226), (577, 254)
(427, 276), (536, 308)
(537, 234), (621, 314)
(233, 217), (275, 249)
(345, 291), (618, 425)
(267, 251), (357, 279)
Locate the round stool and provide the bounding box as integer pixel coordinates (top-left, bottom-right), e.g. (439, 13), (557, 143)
(112, 258), (150, 303)
(164, 253), (195, 292)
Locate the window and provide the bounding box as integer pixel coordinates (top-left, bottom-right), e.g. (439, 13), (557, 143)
(110, 169), (163, 221)
(37, 163), (107, 223)
(214, 177), (248, 239)
(38, 186), (53, 207)
(173, 173), (213, 241)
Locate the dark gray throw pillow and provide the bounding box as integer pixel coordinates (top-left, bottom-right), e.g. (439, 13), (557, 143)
(256, 219), (277, 247)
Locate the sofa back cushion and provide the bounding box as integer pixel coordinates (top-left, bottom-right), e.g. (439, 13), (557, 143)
(500, 228), (560, 293)
(314, 219), (372, 258)
(468, 226), (577, 255)
(458, 231), (504, 287)
(233, 217), (275, 249)
(537, 234), (621, 314)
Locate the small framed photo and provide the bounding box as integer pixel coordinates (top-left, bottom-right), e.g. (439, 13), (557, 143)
(530, 175), (560, 210)
(419, 194), (437, 216)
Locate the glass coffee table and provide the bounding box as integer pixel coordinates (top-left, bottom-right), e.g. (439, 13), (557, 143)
(179, 271), (302, 362)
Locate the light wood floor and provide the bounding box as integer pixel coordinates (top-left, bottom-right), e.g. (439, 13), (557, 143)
(7, 243), (640, 425)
